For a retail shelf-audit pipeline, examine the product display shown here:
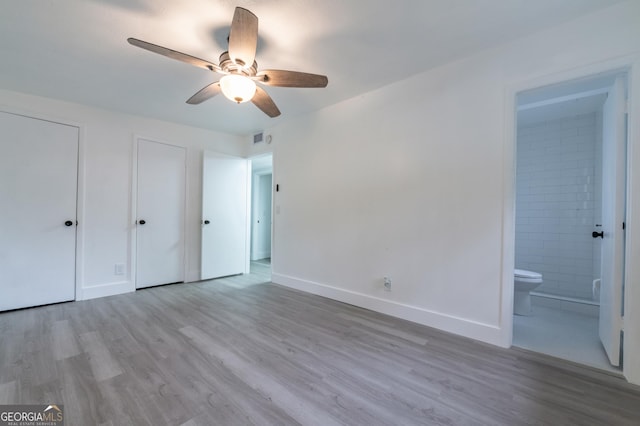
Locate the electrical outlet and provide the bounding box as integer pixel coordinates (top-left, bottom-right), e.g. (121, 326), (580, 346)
(114, 263), (125, 275)
(384, 277), (391, 291)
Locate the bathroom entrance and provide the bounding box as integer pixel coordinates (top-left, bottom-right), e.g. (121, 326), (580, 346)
(512, 71), (628, 372)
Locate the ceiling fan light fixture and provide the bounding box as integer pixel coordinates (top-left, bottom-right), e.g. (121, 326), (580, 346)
(127, 7), (327, 117)
(220, 74), (256, 104)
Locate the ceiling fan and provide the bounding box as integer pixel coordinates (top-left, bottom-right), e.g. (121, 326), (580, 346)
(127, 7), (328, 118)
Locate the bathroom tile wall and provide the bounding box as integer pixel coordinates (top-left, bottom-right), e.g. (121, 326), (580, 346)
(515, 112), (602, 302)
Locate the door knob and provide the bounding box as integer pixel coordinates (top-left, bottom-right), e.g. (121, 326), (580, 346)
(204, 220), (210, 225)
(592, 231), (604, 239)
(64, 220), (73, 227)
(138, 219), (146, 225)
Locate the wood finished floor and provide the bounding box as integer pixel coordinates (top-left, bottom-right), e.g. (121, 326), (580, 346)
(1, 262), (639, 425)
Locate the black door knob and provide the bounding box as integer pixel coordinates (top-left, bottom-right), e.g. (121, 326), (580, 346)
(204, 220), (210, 225)
(592, 231), (604, 239)
(138, 219), (146, 225)
(64, 220), (73, 227)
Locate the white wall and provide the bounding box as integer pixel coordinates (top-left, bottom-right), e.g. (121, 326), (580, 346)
(258, 1), (640, 383)
(0, 89), (244, 299)
(516, 113), (601, 301)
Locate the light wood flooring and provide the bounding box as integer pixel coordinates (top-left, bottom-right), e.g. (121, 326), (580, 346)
(1, 262), (639, 425)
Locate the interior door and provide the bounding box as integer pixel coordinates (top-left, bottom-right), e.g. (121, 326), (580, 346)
(598, 76), (627, 366)
(136, 139), (186, 289)
(0, 112), (78, 311)
(201, 151), (248, 280)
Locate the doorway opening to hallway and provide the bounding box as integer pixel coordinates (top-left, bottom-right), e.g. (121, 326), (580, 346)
(250, 153), (273, 278)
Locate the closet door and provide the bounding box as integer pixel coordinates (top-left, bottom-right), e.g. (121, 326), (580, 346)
(0, 112), (78, 311)
(201, 151), (248, 280)
(136, 139), (186, 289)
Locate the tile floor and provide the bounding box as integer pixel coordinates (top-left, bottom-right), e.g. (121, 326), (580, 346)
(513, 305), (621, 374)
(253, 257), (271, 267)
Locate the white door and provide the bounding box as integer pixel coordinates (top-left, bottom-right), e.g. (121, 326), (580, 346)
(255, 173), (272, 260)
(136, 139), (186, 289)
(599, 76), (627, 366)
(0, 112), (78, 311)
(201, 151), (248, 280)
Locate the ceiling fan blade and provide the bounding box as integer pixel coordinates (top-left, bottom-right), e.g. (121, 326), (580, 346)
(252, 86), (281, 118)
(256, 70), (328, 88)
(128, 38), (221, 73)
(186, 82), (221, 104)
(228, 7), (258, 68)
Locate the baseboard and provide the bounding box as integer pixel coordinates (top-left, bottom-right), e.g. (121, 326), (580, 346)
(80, 280), (135, 301)
(271, 273), (502, 346)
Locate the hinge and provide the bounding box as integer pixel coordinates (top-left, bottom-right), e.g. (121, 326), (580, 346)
(623, 221), (626, 230)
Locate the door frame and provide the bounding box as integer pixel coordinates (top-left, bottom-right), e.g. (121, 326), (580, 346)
(500, 55), (640, 384)
(0, 106), (86, 301)
(131, 135), (188, 289)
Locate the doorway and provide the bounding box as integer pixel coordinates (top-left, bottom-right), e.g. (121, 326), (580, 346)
(250, 154), (273, 277)
(511, 72), (628, 373)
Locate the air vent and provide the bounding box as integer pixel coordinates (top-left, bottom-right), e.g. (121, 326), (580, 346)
(253, 132), (264, 144)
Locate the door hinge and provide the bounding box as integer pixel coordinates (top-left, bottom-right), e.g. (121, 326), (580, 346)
(623, 221), (626, 230)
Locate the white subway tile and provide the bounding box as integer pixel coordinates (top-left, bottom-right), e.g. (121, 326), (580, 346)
(515, 112), (600, 312)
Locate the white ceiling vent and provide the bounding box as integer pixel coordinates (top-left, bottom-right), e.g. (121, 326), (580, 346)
(253, 132), (264, 144)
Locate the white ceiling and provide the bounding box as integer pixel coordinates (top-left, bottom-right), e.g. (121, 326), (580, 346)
(518, 93), (607, 127)
(517, 72), (622, 126)
(0, 0), (626, 135)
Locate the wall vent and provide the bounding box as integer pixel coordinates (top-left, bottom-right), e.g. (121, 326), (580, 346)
(253, 132), (264, 144)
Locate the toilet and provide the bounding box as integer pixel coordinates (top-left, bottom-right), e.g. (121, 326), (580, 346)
(514, 269), (543, 316)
